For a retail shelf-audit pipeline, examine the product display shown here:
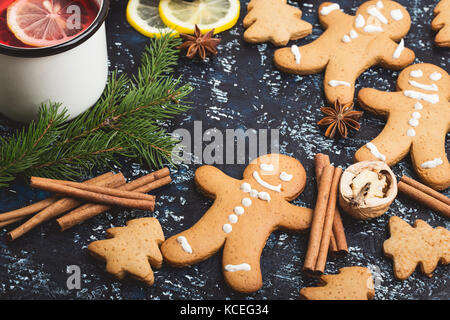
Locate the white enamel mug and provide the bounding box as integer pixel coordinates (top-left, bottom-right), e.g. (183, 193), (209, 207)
(0, 0), (110, 123)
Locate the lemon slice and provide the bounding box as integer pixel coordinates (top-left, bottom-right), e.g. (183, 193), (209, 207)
(159, 0), (240, 34)
(127, 0), (176, 38)
(6, 0), (97, 47)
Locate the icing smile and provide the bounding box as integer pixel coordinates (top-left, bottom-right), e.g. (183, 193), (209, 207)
(252, 171), (282, 192)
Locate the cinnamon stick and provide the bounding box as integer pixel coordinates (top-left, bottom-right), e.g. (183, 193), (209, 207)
(31, 177), (156, 202)
(0, 172), (114, 222)
(57, 170), (171, 231)
(29, 178), (155, 211)
(304, 164), (335, 276)
(400, 176), (450, 207)
(0, 217), (24, 228)
(7, 173), (126, 241)
(315, 167), (342, 273)
(398, 181), (450, 219)
(313, 154), (348, 257)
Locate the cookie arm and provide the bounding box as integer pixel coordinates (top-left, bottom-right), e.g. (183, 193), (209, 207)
(377, 38), (415, 70)
(195, 165), (235, 198)
(357, 88), (399, 115)
(410, 122), (450, 190)
(317, 2), (349, 28)
(278, 202), (312, 231)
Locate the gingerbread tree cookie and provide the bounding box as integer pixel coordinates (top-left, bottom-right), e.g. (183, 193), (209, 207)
(161, 154), (313, 293)
(274, 0), (415, 104)
(88, 218), (165, 285)
(243, 0), (312, 46)
(355, 63), (450, 191)
(383, 216), (450, 280)
(300, 266), (375, 300)
(432, 0), (450, 47)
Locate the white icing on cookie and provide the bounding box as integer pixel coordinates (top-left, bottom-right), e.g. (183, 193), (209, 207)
(249, 189), (259, 198)
(320, 3), (340, 15)
(223, 224), (232, 233)
(242, 197), (252, 207)
(364, 24), (383, 32)
(404, 90), (439, 104)
(258, 191), (271, 202)
(390, 9), (403, 21)
(224, 263), (251, 272)
(406, 129), (416, 137)
(377, 1), (384, 8)
(367, 6), (388, 24)
(228, 214), (238, 224)
(410, 69), (423, 78)
(408, 80), (438, 92)
(366, 142), (386, 161)
(349, 29), (358, 38)
(429, 72), (442, 81)
(177, 236), (193, 254)
(234, 206), (244, 215)
(421, 158), (443, 169)
(342, 35), (351, 43)
(260, 163), (274, 172)
(240, 182), (251, 193)
(411, 111), (421, 119)
(408, 118), (419, 127)
(393, 39), (404, 59)
(253, 171), (282, 192)
(291, 45), (301, 65)
(328, 80), (351, 87)
(279, 172), (293, 181)
(355, 14), (365, 28)
(414, 102), (423, 110)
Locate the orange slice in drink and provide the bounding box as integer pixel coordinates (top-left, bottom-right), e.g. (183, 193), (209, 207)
(7, 0), (97, 47)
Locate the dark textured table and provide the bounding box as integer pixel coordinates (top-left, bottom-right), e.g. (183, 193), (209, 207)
(0, 0), (448, 300)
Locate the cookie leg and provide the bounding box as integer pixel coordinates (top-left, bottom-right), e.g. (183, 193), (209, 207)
(410, 128), (450, 190)
(355, 117), (412, 166)
(273, 42), (329, 75)
(221, 224), (273, 293)
(323, 59), (360, 104)
(161, 210), (227, 267)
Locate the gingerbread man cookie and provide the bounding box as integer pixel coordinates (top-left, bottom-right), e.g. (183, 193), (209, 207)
(432, 0), (450, 47)
(243, 0), (312, 46)
(274, 1), (415, 104)
(161, 154), (313, 293)
(355, 63), (450, 190)
(88, 218), (165, 285)
(383, 216), (450, 280)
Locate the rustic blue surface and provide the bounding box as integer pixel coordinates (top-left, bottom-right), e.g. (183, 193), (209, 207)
(0, 0), (448, 300)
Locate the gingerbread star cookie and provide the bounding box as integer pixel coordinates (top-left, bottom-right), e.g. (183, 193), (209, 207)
(383, 216), (450, 280)
(432, 0), (450, 47)
(274, 0), (415, 104)
(243, 0), (312, 46)
(300, 266), (375, 300)
(161, 154), (313, 293)
(88, 218), (165, 285)
(355, 63), (450, 191)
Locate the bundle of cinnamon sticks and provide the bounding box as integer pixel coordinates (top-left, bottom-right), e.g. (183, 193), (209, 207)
(398, 176), (450, 219)
(303, 154), (348, 276)
(0, 168), (172, 241)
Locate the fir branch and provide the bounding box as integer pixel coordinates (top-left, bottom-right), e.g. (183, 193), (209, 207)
(0, 34), (192, 187)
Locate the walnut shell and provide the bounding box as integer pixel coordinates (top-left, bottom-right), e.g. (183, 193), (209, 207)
(339, 161), (397, 220)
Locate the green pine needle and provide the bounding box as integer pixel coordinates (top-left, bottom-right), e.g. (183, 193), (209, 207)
(0, 34), (192, 188)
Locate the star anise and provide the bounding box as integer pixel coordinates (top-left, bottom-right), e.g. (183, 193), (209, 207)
(317, 100), (363, 139)
(177, 25), (221, 60)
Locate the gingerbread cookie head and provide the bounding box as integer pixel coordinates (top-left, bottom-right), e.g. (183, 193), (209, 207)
(243, 153), (307, 201)
(397, 63), (450, 101)
(354, 0), (411, 39)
